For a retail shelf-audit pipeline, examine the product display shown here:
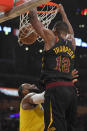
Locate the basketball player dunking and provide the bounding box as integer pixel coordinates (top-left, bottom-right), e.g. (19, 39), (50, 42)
(28, 4), (78, 131)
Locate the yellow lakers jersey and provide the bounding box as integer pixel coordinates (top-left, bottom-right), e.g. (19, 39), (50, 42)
(20, 104), (44, 131)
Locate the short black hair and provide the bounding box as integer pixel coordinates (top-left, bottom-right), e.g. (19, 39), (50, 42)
(54, 21), (69, 36)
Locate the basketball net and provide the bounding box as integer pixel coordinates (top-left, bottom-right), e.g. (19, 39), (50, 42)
(18, 2), (59, 44)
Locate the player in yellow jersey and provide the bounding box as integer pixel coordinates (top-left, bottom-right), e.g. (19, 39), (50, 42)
(18, 83), (44, 131)
(18, 69), (79, 131)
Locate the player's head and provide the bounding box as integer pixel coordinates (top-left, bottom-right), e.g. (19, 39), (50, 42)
(53, 21), (69, 39)
(18, 83), (40, 100)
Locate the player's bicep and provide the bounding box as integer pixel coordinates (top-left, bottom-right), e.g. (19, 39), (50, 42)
(31, 20), (55, 43)
(42, 28), (56, 43)
(29, 10), (55, 43)
(31, 20), (47, 41)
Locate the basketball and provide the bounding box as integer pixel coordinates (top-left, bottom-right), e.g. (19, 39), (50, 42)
(18, 24), (38, 45)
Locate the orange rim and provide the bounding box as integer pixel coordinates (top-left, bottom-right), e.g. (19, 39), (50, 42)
(43, 2), (59, 7)
(37, 2), (59, 14)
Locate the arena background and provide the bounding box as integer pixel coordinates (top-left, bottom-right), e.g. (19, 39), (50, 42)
(0, 0), (87, 130)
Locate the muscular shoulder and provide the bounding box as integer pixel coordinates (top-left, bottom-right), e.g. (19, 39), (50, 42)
(42, 28), (56, 50)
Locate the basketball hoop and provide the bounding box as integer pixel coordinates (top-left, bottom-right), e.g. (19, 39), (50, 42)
(18, 2), (59, 45)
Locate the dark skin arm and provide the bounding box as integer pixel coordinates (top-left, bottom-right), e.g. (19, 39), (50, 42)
(58, 4), (76, 50)
(58, 4), (74, 35)
(29, 9), (56, 51)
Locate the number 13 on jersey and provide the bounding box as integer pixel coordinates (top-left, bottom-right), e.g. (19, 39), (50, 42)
(55, 56), (70, 73)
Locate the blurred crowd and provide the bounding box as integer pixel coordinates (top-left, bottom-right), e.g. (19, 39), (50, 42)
(0, 118), (19, 131)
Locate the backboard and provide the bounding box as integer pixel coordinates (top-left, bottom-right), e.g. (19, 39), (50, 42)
(0, 0), (50, 23)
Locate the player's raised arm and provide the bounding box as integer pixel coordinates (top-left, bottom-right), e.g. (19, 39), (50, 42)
(21, 91), (45, 110)
(57, 4), (76, 50)
(58, 4), (74, 35)
(29, 9), (56, 50)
